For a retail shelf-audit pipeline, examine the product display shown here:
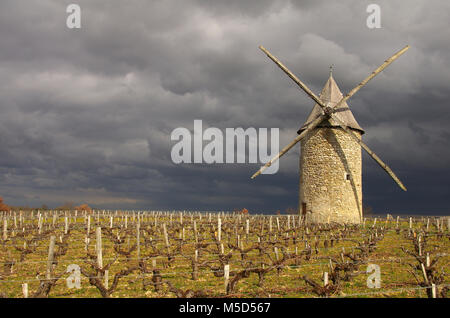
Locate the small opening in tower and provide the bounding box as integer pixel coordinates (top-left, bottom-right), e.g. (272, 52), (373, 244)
(345, 173), (350, 181)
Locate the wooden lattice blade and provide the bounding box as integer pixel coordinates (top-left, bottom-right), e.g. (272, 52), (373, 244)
(330, 113), (407, 191)
(251, 113), (327, 179)
(259, 46), (324, 107)
(330, 45), (409, 112)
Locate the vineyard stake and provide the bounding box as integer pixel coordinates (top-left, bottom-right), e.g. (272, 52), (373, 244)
(46, 236), (56, 280)
(224, 264), (230, 292)
(137, 221), (141, 261)
(87, 215), (91, 235)
(163, 223), (170, 250)
(431, 284), (436, 298)
(105, 270), (109, 289)
(96, 227), (103, 278)
(38, 213), (42, 234)
(22, 283), (28, 298)
(2, 218), (7, 240)
(418, 235), (422, 256)
(64, 216), (68, 235)
(323, 272), (329, 286)
(193, 220), (198, 243)
(421, 263), (429, 285)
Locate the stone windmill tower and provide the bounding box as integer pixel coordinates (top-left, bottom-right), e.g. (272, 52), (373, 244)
(252, 45), (409, 224)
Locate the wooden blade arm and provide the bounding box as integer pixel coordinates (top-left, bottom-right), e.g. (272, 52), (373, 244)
(330, 113), (407, 191)
(259, 44), (409, 116)
(259, 46), (324, 106)
(251, 113), (327, 179)
(330, 45), (409, 112)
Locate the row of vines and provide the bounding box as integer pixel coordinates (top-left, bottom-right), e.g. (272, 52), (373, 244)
(0, 210), (448, 298)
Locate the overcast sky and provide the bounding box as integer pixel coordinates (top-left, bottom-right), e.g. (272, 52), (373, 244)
(0, 0), (449, 215)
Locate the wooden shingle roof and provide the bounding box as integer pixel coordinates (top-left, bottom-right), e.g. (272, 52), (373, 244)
(297, 74), (364, 134)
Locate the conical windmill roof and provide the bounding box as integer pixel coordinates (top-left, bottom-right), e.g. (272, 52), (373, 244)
(297, 73), (364, 134)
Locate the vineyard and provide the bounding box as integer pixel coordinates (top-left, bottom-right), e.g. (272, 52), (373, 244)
(0, 210), (448, 298)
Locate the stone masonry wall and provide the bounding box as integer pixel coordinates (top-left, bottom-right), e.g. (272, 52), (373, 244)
(299, 127), (362, 224)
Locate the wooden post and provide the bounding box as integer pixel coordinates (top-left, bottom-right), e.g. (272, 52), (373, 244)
(47, 236), (56, 279)
(96, 227), (103, 277)
(276, 217), (280, 231)
(22, 283), (28, 298)
(217, 218), (222, 242)
(269, 216), (272, 232)
(409, 217), (413, 229)
(87, 215), (91, 234)
(163, 223), (170, 249)
(396, 216), (399, 229)
(110, 216), (113, 228)
(125, 215), (128, 229)
(193, 220), (198, 243)
(224, 264), (230, 292)
(104, 270), (109, 289)
(64, 216), (68, 235)
(38, 213), (42, 234)
(418, 235), (422, 256)
(421, 263), (429, 285)
(2, 218), (7, 241)
(137, 221), (141, 261)
(192, 249), (199, 280)
(431, 284), (436, 298)
(323, 272), (329, 286)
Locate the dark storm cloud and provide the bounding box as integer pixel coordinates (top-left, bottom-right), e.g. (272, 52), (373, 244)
(0, 0), (449, 215)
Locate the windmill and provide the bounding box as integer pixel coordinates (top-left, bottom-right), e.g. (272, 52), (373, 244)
(252, 45), (409, 224)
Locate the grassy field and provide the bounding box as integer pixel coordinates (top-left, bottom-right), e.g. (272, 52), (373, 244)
(0, 212), (448, 298)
